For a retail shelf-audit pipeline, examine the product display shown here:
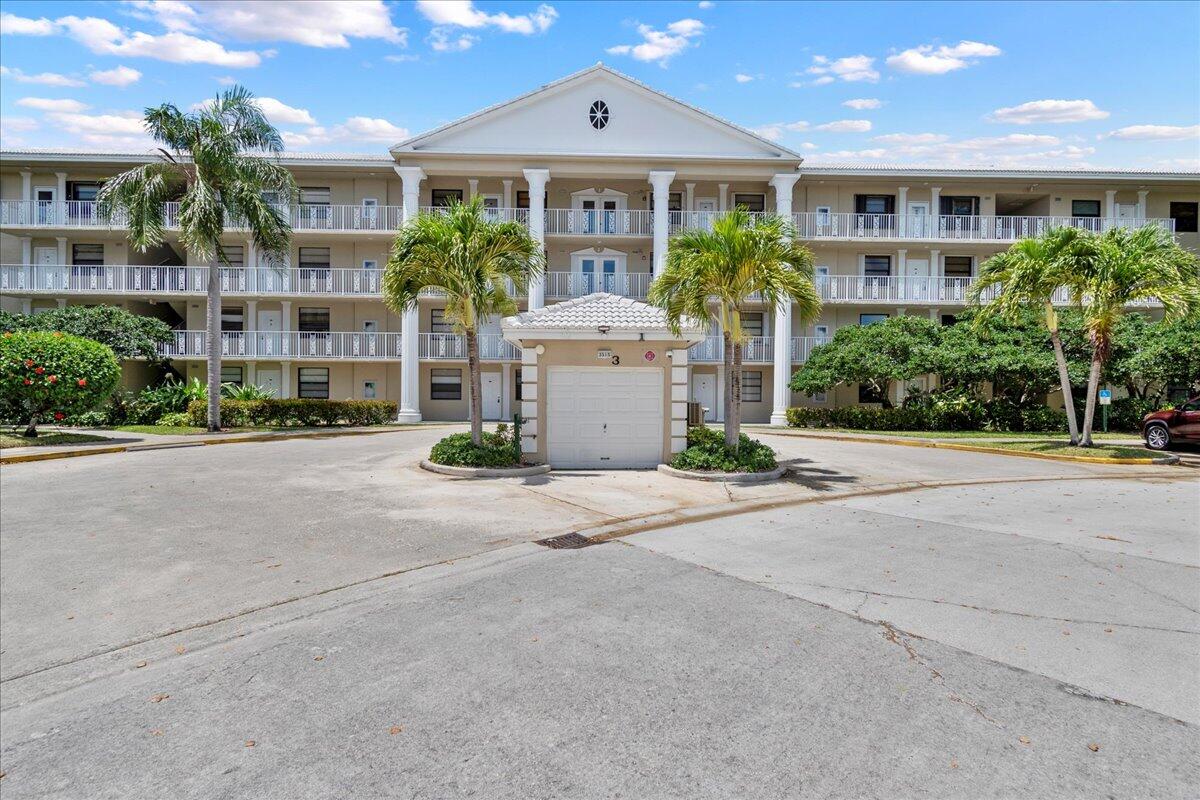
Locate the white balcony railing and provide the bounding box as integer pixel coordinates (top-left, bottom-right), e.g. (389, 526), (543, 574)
(417, 333), (519, 361)
(0, 201), (405, 232)
(1, 264), (387, 296)
(792, 212), (1175, 242)
(544, 208), (655, 236)
(688, 335), (774, 364)
(791, 336), (830, 363)
(158, 331), (402, 360)
(418, 206), (529, 225)
(544, 271), (652, 300)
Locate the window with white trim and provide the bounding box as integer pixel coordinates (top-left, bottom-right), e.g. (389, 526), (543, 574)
(220, 366), (243, 386)
(430, 308), (453, 333)
(221, 306), (244, 332)
(863, 255), (891, 277)
(741, 312), (764, 338)
(741, 371), (763, 403)
(431, 368), (462, 400)
(733, 193), (765, 213)
(943, 256), (973, 277)
(362, 380), (377, 399)
(298, 367), (329, 399)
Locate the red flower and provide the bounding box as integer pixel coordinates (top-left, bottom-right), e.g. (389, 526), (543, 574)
(78, 378), (88, 387)
(23, 379), (32, 385)
(34, 366), (45, 374)
(54, 412), (65, 421)
(24, 359), (33, 368)
(47, 375), (58, 383)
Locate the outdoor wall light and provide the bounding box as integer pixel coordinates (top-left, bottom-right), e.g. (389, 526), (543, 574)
(535, 344), (545, 355)
(597, 325), (611, 335)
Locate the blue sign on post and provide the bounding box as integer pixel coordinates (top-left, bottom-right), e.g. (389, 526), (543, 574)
(1098, 389), (1112, 405)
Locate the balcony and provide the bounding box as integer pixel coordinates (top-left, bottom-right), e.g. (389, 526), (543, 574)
(2, 264), (387, 297)
(688, 336), (774, 364)
(0, 200), (405, 233)
(792, 212), (1175, 243)
(417, 333), (519, 361)
(544, 271), (652, 300)
(159, 331), (402, 360)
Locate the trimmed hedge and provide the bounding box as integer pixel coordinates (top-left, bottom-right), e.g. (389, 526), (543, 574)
(186, 398), (397, 428)
(671, 426), (778, 473)
(428, 427), (520, 468)
(785, 404), (1071, 433)
(0, 330), (121, 433)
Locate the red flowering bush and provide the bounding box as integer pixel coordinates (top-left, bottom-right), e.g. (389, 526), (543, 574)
(0, 331), (120, 437)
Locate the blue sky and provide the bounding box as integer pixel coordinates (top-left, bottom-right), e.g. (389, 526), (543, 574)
(1, 0), (1198, 169)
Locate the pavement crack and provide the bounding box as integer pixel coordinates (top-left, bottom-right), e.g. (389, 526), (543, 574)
(516, 485), (622, 520)
(1057, 546), (1200, 617)
(879, 622), (1000, 727)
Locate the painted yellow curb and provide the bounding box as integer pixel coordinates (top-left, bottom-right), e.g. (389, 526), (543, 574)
(0, 424), (455, 465)
(762, 429), (1171, 465)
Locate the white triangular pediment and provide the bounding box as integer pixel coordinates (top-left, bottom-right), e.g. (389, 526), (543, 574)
(394, 65), (799, 161)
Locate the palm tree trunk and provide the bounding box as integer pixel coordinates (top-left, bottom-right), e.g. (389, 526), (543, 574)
(731, 340), (743, 452)
(465, 327), (483, 446)
(206, 256), (222, 431)
(1049, 330), (1080, 445)
(1080, 350), (1103, 447)
(723, 331), (736, 448)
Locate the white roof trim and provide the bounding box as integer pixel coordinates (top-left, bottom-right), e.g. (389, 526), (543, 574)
(392, 63), (804, 161)
(570, 187), (629, 197)
(501, 291), (704, 339)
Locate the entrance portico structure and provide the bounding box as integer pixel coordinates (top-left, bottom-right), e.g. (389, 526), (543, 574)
(501, 293), (704, 468)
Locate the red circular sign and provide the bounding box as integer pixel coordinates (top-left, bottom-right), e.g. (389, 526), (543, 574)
(644, 350), (656, 362)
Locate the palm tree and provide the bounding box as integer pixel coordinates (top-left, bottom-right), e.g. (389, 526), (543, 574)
(972, 227), (1090, 445)
(1069, 225), (1200, 446)
(649, 209), (820, 449)
(383, 198), (543, 446)
(99, 86), (296, 431)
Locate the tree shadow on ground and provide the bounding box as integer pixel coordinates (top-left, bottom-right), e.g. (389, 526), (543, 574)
(776, 457), (861, 492)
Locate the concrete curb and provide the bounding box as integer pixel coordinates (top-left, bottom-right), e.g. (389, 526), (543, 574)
(760, 429), (1178, 466)
(0, 424), (452, 465)
(656, 463), (788, 483)
(419, 459), (552, 478)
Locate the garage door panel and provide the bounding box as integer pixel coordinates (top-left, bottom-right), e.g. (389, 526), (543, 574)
(547, 366), (664, 469)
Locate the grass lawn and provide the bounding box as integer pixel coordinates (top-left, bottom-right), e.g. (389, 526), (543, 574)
(826, 428), (1133, 441)
(977, 440), (1154, 459)
(0, 431), (111, 449)
(111, 425), (271, 435)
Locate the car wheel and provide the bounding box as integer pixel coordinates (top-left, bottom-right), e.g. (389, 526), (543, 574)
(1145, 424), (1171, 451)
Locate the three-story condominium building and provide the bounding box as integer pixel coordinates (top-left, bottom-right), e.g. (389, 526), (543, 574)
(3, 64), (1198, 427)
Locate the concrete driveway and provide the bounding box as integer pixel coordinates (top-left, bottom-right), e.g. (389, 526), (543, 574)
(1, 426), (1196, 798)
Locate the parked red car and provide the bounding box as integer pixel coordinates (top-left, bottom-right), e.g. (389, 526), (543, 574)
(1142, 397), (1200, 450)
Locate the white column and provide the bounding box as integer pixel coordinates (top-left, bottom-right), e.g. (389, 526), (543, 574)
(768, 173), (801, 425)
(501, 362), (512, 420)
(57, 298), (67, 308)
(930, 187), (941, 223)
(245, 300), (257, 335)
(523, 168), (550, 310)
(897, 186), (908, 237)
(1104, 190), (1116, 219)
(897, 248), (907, 277)
(684, 182), (695, 211)
(395, 166), (427, 422)
(20, 237), (32, 265)
(715, 365), (725, 422)
(246, 363), (256, 387)
(648, 170), (675, 277)
(717, 183), (728, 212)
(930, 248), (941, 277)
(20, 170), (31, 201)
(56, 237), (67, 264)
(502, 179), (513, 209)
(468, 178), (479, 199)
(1137, 190), (1149, 219)
(55, 172), (67, 203)
(281, 361), (292, 398)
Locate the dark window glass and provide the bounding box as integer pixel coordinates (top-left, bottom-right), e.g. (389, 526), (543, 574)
(856, 194), (895, 215)
(515, 378), (522, 402)
(219, 245), (245, 268)
(432, 189), (463, 208)
(943, 256), (973, 277)
(741, 312), (764, 338)
(939, 196), (979, 216)
(299, 187), (331, 205)
(220, 366), (243, 386)
(298, 368), (329, 399)
(515, 191), (547, 209)
(431, 368), (462, 400)
(859, 313), (889, 325)
(858, 383), (886, 403)
(1170, 201), (1198, 233)
(941, 314), (959, 326)
(221, 307), (244, 332)
(649, 192), (684, 211)
(298, 247), (330, 269)
(68, 181), (103, 202)
(863, 255), (891, 277)
(71, 244), (104, 265)
(1072, 200), (1101, 218)
(732, 193), (764, 213)
(741, 371), (763, 403)
(298, 308), (330, 332)
(430, 308), (453, 333)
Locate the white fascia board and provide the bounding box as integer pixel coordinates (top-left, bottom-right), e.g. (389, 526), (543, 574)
(501, 329), (705, 343)
(801, 165), (1200, 182)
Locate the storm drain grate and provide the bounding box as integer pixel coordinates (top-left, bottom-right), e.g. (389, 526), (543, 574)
(536, 532), (596, 550)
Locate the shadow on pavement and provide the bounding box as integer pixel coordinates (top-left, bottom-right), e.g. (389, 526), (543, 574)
(778, 457), (860, 492)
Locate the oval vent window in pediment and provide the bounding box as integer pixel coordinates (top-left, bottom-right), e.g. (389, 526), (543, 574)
(588, 100), (610, 130)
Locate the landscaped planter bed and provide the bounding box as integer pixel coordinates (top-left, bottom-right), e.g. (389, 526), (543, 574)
(419, 460), (551, 478)
(657, 463), (789, 482)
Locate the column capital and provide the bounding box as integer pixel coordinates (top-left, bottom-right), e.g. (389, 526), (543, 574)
(768, 173), (801, 192)
(1136, 189), (1149, 198)
(393, 166), (427, 185)
(647, 170), (676, 191)
(522, 168), (551, 188)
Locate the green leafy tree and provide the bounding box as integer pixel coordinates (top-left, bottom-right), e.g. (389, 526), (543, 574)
(1, 331), (121, 436)
(790, 315), (941, 408)
(383, 197), (543, 446)
(98, 86), (296, 431)
(971, 227), (1091, 444)
(1105, 314), (1200, 403)
(650, 209), (820, 448)
(1069, 226), (1200, 445)
(0, 306), (173, 361)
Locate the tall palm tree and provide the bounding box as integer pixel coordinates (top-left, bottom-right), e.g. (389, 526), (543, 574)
(649, 209), (820, 449)
(972, 227), (1090, 445)
(99, 86), (295, 431)
(1069, 225), (1200, 446)
(383, 198), (543, 446)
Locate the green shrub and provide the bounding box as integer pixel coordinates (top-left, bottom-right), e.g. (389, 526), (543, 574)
(156, 412), (191, 427)
(428, 429), (520, 467)
(670, 426), (777, 473)
(185, 398), (397, 428)
(1018, 406), (1069, 433)
(0, 330), (121, 435)
(787, 400), (1071, 434)
(68, 409), (110, 428)
(221, 382), (274, 401)
(1107, 396), (1162, 432)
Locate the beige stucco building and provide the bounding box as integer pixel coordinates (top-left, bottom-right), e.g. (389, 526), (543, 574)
(2, 65), (1198, 460)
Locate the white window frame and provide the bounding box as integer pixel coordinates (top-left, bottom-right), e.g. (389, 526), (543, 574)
(570, 187), (628, 212)
(570, 247), (627, 293)
(362, 319), (379, 334)
(942, 254), (974, 278)
(362, 259), (378, 270)
(362, 380), (378, 399)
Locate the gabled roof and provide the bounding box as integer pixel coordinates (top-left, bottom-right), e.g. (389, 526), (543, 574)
(392, 63), (803, 161)
(502, 293), (704, 340)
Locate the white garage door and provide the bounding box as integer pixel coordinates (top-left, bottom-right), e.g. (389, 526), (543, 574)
(547, 366), (663, 469)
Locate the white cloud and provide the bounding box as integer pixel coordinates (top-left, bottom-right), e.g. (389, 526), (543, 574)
(385, 54), (420, 63)
(428, 28), (478, 52)
(0, 13), (57, 35)
(416, 1), (557, 34)
(807, 129), (1100, 168)
(814, 119), (872, 133)
(806, 54), (878, 83)
(750, 120), (809, 140)
(215, 75), (237, 85)
(130, 0), (408, 48)
(886, 40), (1001, 75)
(734, 73), (754, 83)
(954, 133), (1061, 149)
(872, 132), (948, 145)
(0, 66), (85, 87)
(16, 97), (89, 112)
(89, 65), (142, 87)
(698, 1), (715, 7)
(809, 148), (890, 161)
(254, 97), (316, 126)
(607, 19), (705, 66)
(1107, 124), (1200, 141)
(0, 115), (39, 147)
(327, 116), (410, 143)
(988, 99), (1109, 124)
(842, 98), (881, 110)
